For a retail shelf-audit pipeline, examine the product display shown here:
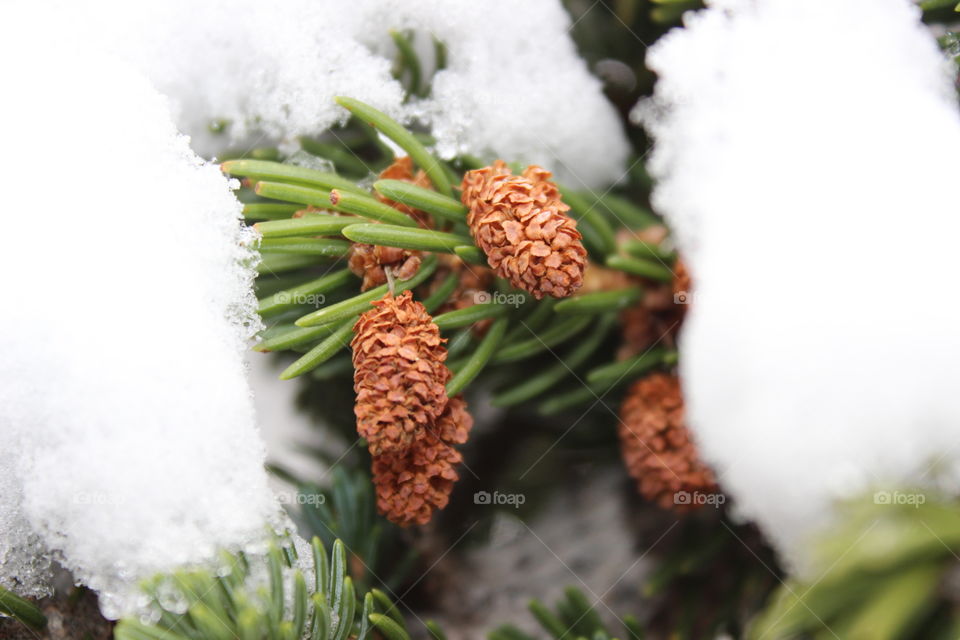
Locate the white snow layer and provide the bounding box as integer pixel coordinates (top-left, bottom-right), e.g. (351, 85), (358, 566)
(69, 0), (628, 188)
(637, 0), (960, 573)
(0, 19), (282, 616)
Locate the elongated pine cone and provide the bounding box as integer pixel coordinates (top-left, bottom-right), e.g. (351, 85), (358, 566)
(351, 291), (449, 455)
(372, 395), (473, 526)
(618, 373), (717, 511)
(348, 243), (422, 291)
(461, 160), (586, 299)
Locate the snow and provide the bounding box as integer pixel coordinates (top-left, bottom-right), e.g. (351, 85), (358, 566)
(636, 0), (960, 573)
(67, 0), (628, 188)
(0, 14), (282, 616)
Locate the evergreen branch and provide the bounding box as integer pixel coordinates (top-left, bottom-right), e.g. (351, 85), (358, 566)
(243, 203), (302, 221)
(254, 323), (342, 353)
(586, 348), (676, 387)
(538, 384), (606, 416)
(259, 238), (352, 257)
(560, 188), (618, 256)
(492, 315), (592, 364)
(750, 495), (960, 639)
(254, 216), (357, 239)
(554, 288), (643, 315)
(453, 244), (485, 264)
(389, 30), (422, 97)
(115, 537), (372, 640)
(298, 137), (374, 177)
(296, 255), (438, 327)
(329, 190), (420, 228)
(0, 586), (47, 630)
(422, 271), (461, 313)
(280, 320), (354, 380)
(341, 223), (472, 252)
(258, 253), (329, 274)
(373, 180), (467, 223)
(446, 316), (509, 395)
(492, 313), (616, 407)
(605, 255), (674, 282)
(334, 97), (454, 197)
(223, 159), (367, 195)
(620, 239), (676, 264)
(433, 303), (508, 331)
(598, 193), (660, 230)
(253, 181), (416, 227)
(258, 269), (356, 318)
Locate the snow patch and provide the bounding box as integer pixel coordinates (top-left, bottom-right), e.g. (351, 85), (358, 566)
(637, 0), (960, 572)
(0, 15), (281, 615)
(71, 0), (628, 188)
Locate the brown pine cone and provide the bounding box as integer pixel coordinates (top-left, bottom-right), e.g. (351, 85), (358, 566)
(461, 160), (586, 300)
(348, 243), (422, 291)
(347, 156), (431, 291)
(618, 373), (717, 511)
(351, 291), (450, 455)
(372, 430), (461, 527)
(618, 258), (692, 358)
(377, 156), (432, 227)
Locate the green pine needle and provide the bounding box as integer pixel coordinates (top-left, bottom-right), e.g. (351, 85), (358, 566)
(341, 223), (471, 252)
(223, 159), (367, 195)
(373, 179), (467, 223)
(0, 586), (47, 630)
(334, 96), (454, 197)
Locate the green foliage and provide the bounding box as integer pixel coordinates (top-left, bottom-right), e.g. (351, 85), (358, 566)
(230, 96), (677, 406)
(296, 468), (417, 593)
(489, 587), (643, 640)
(114, 536), (413, 640)
(0, 585), (47, 630)
(748, 494), (960, 640)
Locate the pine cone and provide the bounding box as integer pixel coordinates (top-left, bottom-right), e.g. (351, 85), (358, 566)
(377, 156), (432, 227)
(618, 373), (717, 511)
(372, 430), (461, 527)
(461, 160), (586, 300)
(347, 156), (431, 291)
(348, 243), (422, 291)
(619, 258), (691, 357)
(351, 291), (449, 455)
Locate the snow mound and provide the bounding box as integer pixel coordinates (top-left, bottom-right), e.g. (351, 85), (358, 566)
(0, 17), (280, 616)
(74, 0), (628, 188)
(637, 0), (960, 572)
